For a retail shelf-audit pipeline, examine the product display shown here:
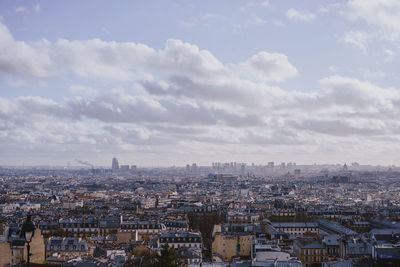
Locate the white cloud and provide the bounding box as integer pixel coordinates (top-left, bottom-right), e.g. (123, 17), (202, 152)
(14, 6), (28, 13)
(101, 27), (110, 34)
(0, 21), (299, 90)
(34, 3), (41, 13)
(2, 21), (400, 165)
(359, 68), (386, 79)
(68, 85), (99, 97)
(261, 1), (270, 7)
(345, 0), (400, 41)
(240, 2), (256, 12)
(342, 31), (372, 53)
(201, 13), (217, 20)
(230, 51), (298, 82)
(248, 16), (267, 26)
(3, 73), (400, 165)
(328, 65), (338, 73)
(286, 8), (316, 22)
(271, 19), (285, 27)
(384, 49), (396, 63)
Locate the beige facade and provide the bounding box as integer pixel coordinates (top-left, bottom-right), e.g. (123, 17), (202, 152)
(0, 229), (45, 266)
(0, 242), (11, 267)
(212, 234), (254, 261)
(293, 241), (327, 267)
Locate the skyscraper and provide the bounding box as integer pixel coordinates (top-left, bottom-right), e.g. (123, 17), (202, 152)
(112, 157), (119, 173)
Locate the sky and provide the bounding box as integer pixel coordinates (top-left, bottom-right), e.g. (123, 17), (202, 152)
(1, 0), (400, 167)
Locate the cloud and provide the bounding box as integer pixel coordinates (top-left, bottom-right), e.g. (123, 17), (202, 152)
(359, 68), (386, 79)
(286, 8), (316, 22)
(271, 19), (285, 27)
(240, 2), (256, 12)
(318, 75), (400, 114)
(68, 85), (99, 97)
(14, 6), (28, 13)
(2, 21), (400, 165)
(201, 13), (217, 20)
(0, 23), (54, 77)
(0, 21), (298, 105)
(345, 0), (400, 41)
(261, 1), (270, 7)
(291, 119), (384, 137)
(3, 73), (400, 165)
(342, 31), (372, 53)
(101, 27), (110, 34)
(34, 3), (41, 13)
(384, 49), (396, 63)
(230, 51), (298, 82)
(248, 16), (267, 26)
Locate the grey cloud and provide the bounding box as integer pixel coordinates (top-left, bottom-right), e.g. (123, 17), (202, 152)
(66, 91), (265, 127)
(290, 119), (384, 137)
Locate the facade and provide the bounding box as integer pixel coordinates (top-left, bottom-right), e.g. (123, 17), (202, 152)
(212, 233), (254, 261)
(293, 238), (327, 267)
(59, 218), (99, 236)
(9, 239), (25, 266)
(370, 228), (400, 262)
(99, 217), (120, 235)
(339, 236), (371, 259)
(158, 230), (202, 250)
(120, 221), (165, 241)
(322, 234), (340, 258)
(45, 237), (90, 259)
(272, 222), (318, 236)
(112, 157), (119, 173)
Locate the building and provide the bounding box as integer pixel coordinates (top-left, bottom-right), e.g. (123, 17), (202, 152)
(212, 231), (254, 262)
(99, 217), (120, 235)
(120, 221), (165, 241)
(112, 157), (119, 173)
(45, 237), (90, 259)
(157, 230), (202, 250)
(318, 219), (357, 236)
(271, 222), (318, 236)
(59, 217), (99, 236)
(370, 229), (400, 264)
(120, 165), (130, 172)
(240, 164), (246, 175)
(339, 236), (371, 259)
(322, 234), (340, 258)
(293, 237), (327, 267)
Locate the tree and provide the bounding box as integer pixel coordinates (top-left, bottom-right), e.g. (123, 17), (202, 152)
(153, 243), (180, 267)
(124, 245), (155, 267)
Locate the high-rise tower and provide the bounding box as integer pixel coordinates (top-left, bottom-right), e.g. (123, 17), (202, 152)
(112, 157), (119, 173)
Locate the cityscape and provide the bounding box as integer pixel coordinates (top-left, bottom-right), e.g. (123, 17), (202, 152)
(2, 0), (400, 267)
(2, 160), (400, 266)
